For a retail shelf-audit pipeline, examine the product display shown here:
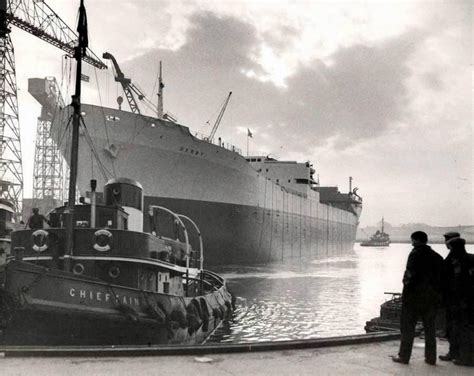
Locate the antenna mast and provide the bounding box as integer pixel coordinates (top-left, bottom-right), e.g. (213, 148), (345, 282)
(157, 61), (164, 119)
(64, 0), (88, 271)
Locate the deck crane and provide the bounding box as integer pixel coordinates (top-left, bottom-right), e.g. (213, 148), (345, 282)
(208, 91), (232, 142)
(102, 52), (144, 114)
(0, 0), (106, 217)
(102, 51), (157, 115)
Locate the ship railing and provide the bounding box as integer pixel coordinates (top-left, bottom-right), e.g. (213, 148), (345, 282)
(246, 151), (274, 158)
(177, 214), (206, 294)
(148, 205), (192, 294)
(192, 131), (242, 155)
(148, 206), (209, 296)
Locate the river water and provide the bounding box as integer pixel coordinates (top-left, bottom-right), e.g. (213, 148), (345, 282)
(209, 242), (474, 344)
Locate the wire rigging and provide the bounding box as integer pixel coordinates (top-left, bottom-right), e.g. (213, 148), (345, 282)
(93, 67), (116, 178)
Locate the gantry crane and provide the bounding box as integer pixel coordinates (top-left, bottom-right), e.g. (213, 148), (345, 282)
(0, 0), (105, 218)
(28, 76), (66, 209)
(208, 91), (232, 142)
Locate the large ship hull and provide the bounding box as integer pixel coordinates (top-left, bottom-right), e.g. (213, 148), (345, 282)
(146, 196), (357, 265)
(51, 104), (361, 265)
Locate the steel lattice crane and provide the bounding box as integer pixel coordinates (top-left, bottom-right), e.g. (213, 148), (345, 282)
(28, 76), (66, 207)
(102, 51), (158, 116)
(0, 0), (105, 218)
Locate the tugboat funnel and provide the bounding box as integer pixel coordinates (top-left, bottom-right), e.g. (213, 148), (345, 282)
(104, 178), (143, 231)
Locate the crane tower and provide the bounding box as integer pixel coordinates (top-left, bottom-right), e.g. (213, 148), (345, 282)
(0, 8), (22, 216)
(28, 77), (66, 210)
(0, 0), (105, 218)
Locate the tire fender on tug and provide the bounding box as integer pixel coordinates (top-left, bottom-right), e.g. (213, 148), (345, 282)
(186, 299), (203, 334)
(199, 298), (210, 332)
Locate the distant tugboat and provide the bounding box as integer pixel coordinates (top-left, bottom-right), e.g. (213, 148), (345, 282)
(0, 0), (233, 346)
(360, 217), (390, 247)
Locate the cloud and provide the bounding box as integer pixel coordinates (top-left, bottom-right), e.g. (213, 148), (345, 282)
(117, 10), (451, 156)
(13, 1), (471, 227)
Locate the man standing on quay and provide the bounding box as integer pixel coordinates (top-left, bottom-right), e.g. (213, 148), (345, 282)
(439, 231), (461, 361)
(392, 231), (443, 365)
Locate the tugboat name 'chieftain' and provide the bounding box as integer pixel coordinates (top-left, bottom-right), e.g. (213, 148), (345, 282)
(0, 1), (233, 346)
(46, 39), (363, 268)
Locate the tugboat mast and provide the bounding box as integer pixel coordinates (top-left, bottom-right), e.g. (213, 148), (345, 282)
(65, 0), (88, 270)
(157, 61), (164, 118)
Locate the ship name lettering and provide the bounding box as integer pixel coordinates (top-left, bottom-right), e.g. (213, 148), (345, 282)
(69, 288), (139, 306)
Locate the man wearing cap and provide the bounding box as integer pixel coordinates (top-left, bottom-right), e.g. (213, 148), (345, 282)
(440, 237), (473, 366)
(392, 231), (443, 365)
(26, 208), (50, 230)
(439, 231), (461, 361)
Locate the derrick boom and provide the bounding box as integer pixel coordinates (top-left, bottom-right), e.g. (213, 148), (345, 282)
(208, 91), (232, 141)
(103, 51), (144, 114)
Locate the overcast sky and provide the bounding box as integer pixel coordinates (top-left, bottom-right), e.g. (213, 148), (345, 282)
(13, 0), (472, 227)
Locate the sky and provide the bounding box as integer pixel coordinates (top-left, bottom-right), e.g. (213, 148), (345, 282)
(11, 0), (473, 227)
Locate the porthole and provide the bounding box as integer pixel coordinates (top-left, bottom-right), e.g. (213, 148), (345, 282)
(109, 266), (120, 279)
(73, 263), (85, 275)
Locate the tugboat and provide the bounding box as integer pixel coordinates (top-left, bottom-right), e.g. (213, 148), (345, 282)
(0, 0), (233, 346)
(360, 217), (390, 247)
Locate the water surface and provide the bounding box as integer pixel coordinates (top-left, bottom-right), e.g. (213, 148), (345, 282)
(210, 243), (472, 343)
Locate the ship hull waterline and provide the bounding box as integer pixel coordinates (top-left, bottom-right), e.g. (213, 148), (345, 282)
(145, 196), (358, 265)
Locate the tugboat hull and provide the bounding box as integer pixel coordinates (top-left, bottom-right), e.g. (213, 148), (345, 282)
(360, 241), (390, 247)
(0, 261), (232, 346)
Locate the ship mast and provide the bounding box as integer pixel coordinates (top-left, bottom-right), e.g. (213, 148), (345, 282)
(157, 61), (164, 118)
(64, 0), (88, 270)
(381, 217), (384, 233)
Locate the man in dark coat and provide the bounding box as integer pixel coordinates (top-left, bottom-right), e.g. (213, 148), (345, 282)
(441, 237), (474, 366)
(439, 231), (461, 361)
(26, 208), (50, 230)
(392, 231), (443, 365)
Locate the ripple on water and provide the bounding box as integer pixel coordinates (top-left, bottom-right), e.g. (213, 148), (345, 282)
(208, 244), (472, 344)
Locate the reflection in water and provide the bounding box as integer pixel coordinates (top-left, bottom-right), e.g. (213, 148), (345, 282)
(209, 243), (471, 344)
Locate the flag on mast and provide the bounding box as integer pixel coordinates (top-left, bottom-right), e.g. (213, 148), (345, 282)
(246, 128), (253, 156)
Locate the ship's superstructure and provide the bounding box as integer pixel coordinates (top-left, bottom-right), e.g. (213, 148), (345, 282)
(51, 103), (362, 265)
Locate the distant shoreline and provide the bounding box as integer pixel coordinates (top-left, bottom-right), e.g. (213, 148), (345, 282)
(356, 240), (474, 245)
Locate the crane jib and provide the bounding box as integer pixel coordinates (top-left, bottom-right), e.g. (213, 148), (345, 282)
(2, 0), (106, 69)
